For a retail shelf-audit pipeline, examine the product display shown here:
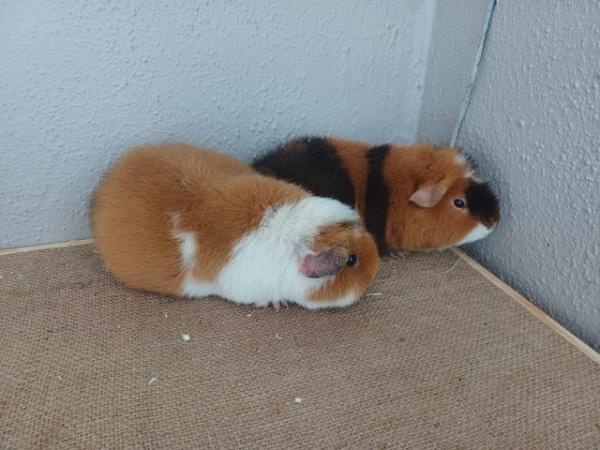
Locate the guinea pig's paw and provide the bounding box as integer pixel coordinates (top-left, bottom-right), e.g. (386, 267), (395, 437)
(267, 301), (280, 311)
(267, 300), (289, 311)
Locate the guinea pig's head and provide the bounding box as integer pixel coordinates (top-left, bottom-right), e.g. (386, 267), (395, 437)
(386, 147), (500, 253)
(297, 221), (379, 309)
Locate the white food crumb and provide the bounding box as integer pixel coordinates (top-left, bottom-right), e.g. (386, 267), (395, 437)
(294, 397), (302, 403)
(366, 292), (383, 296)
(246, 313), (252, 317)
(163, 312), (169, 318)
(148, 377), (158, 385)
(181, 334), (191, 342)
(275, 333), (282, 340)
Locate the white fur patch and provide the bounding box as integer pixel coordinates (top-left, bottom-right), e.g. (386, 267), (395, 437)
(171, 212), (215, 299)
(174, 231), (197, 270)
(456, 153), (477, 179)
(171, 212), (197, 270)
(181, 278), (217, 298)
(456, 223), (493, 246)
(469, 173), (483, 183)
(180, 197), (361, 309)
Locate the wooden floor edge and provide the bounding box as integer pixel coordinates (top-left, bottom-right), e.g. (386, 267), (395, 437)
(451, 247), (600, 365)
(0, 239), (94, 256)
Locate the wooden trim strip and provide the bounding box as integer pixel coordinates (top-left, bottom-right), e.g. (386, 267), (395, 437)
(451, 247), (600, 365)
(0, 239), (93, 256)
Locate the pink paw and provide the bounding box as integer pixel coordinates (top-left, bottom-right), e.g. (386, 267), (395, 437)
(268, 301), (289, 311)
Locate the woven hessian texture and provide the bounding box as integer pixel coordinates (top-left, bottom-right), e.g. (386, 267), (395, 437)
(1, 244), (599, 449)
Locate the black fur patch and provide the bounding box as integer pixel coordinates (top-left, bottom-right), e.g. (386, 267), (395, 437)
(466, 181), (500, 227)
(252, 137), (355, 207)
(365, 145), (391, 254)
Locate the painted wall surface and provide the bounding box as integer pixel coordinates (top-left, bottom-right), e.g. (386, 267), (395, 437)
(1, 0), (434, 248)
(418, 0), (490, 145)
(455, 1), (600, 348)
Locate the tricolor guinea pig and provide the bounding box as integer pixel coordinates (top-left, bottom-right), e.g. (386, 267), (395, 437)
(253, 137), (500, 255)
(92, 144), (379, 310)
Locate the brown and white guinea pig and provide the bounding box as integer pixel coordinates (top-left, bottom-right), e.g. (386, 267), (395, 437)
(253, 137), (500, 255)
(91, 144), (379, 310)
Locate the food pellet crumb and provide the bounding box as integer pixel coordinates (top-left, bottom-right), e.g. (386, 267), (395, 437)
(163, 312), (169, 318)
(275, 333), (282, 340)
(149, 377), (158, 385)
(294, 397), (302, 403)
(181, 334), (191, 342)
(366, 292), (383, 296)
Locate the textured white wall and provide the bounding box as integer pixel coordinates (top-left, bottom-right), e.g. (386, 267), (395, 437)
(418, 0), (490, 145)
(455, 1), (600, 349)
(1, 0), (435, 249)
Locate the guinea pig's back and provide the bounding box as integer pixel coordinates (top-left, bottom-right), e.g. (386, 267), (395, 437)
(92, 147), (187, 293)
(92, 144), (253, 294)
(253, 137), (370, 211)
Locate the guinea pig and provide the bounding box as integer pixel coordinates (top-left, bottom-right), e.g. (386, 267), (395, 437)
(253, 137), (500, 255)
(91, 143), (379, 310)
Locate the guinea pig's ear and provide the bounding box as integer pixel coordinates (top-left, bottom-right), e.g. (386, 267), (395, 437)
(409, 183), (449, 208)
(299, 247), (348, 278)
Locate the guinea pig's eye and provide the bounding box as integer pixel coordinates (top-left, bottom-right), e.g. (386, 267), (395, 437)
(346, 254), (358, 267)
(453, 198), (466, 209)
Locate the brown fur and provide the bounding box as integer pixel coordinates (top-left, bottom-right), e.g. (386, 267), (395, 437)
(329, 138), (370, 217)
(92, 144), (378, 305)
(310, 223), (379, 303)
(92, 144), (306, 294)
(328, 140), (495, 253)
(382, 145), (482, 251)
